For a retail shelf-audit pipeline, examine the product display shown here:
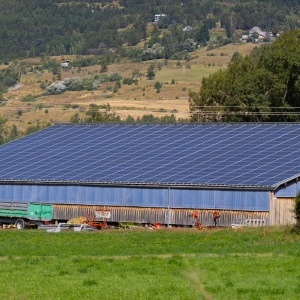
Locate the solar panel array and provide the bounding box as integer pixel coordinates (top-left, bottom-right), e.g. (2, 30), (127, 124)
(0, 123), (299, 188)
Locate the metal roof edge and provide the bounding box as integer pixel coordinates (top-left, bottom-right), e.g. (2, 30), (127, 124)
(0, 179), (271, 191)
(53, 121), (300, 126)
(272, 174), (300, 190)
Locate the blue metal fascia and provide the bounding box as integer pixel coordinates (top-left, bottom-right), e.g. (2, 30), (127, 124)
(272, 173), (300, 190)
(170, 188), (269, 211)
(0, 184), (269, 211)
(275, 180), (300, 197)
(0, 179), (272, 191)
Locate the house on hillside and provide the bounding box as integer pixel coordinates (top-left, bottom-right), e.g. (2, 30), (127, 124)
(249, 27), (267, 39)
(183, 26), (192, 32)
(240, 27), (270, 42)
(154, 14), (166, 22)
(61, 59), (71, 68)
(240, 35), (249, 42)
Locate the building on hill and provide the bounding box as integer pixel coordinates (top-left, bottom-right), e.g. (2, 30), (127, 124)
(0, 123), (299, 227)
(249, 27), (267, 39)
(183, 26), (192, 32)
(154, 14), (166, 22)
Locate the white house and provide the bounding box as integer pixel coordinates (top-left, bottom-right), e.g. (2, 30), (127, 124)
(249, 27), (267, 38)
(154, 14), (166, 22)
(183, 26), (192, 32)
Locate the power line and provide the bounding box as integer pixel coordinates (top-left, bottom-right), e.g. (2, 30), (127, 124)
(191, 106), (300, 109)
(190, 111), (300, 116)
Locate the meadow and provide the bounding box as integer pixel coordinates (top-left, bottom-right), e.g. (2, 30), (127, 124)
(0, 226), (299, 300)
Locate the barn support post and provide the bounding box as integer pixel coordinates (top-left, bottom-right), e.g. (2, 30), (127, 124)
(269, 191), (276, 225)
(167, 187), (171, 227)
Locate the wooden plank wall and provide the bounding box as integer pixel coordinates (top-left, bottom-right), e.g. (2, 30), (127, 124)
(52, 204), (269, 226)
(274, 197), (296, 225)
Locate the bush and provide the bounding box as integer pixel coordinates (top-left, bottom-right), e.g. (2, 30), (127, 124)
(21, 94), (36, 102)
(154, 81), (162, 92)
(40, 82), (47, 90)
(294, 191), (300, 231)
(47, 76), (99, 94)
(46, 82), (66, 94)
(123, 77), (137, 85)
(63, 77), (83, 91)
(109, 73), (122, 82)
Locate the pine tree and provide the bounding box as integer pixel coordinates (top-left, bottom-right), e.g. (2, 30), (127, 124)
(197, 24), (210, 45)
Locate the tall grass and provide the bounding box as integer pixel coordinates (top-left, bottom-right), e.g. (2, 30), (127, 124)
(0, 227), (299, 299)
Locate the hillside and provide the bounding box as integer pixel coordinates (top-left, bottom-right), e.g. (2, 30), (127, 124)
(1, 42), (257, 132)
(0, 0), (299, 140)
(0, 0), (299, 61)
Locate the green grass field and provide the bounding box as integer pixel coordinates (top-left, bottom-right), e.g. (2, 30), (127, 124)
(0, 227), (299, 300)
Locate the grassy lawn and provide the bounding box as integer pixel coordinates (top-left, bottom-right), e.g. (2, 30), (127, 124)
(0, 227), (299, 299)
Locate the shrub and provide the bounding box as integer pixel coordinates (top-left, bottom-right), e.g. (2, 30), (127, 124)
(47, 76), (99, 94)
(47, 82), (67, 94)
(21, 94), (36, 102)
(63, 77), (83, 91)
(109, 73), (122, 82)
(40, 82), (47, 90)
(123, 77), (137, 85)
(154, 81), (162, 93)
(294, 191), (300, 231)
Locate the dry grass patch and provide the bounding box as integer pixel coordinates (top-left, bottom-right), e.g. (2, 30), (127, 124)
(1, 43), (258, 131)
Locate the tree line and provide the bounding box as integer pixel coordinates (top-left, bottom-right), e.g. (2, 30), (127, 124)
(0, 0), (299, 61)
(70, 103), (189, 124)
(189, 29), (300, 122)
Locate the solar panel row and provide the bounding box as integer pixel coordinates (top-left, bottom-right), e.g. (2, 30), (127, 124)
(0, 123), (299, 188)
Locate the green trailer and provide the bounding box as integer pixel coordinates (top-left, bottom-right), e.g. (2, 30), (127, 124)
(0, 202), (53, 229)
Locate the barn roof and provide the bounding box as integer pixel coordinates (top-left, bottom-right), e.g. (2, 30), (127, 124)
(0, 123), (299, 190)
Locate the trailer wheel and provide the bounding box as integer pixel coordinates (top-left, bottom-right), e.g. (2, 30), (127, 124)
(15, 219), (26, 230)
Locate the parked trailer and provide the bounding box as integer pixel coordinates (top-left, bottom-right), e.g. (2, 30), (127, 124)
(0, 202), (53, 229)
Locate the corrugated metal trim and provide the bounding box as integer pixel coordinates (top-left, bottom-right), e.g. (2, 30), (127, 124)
(0, 180), (272, 190)
(272, 174), (300, 190)
(0, 184), (269, 211)
(275, 179), (300, 197)
(52, 204), (269, 226)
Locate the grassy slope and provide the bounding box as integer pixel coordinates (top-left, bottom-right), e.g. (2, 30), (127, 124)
(1, 42), (256, 132)
(0, 227), (299, 299)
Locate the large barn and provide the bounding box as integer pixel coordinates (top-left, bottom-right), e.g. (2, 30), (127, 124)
(0, 122), (299, 226)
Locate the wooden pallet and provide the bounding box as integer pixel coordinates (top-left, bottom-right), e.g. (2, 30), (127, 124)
(231, 218), (267, 228)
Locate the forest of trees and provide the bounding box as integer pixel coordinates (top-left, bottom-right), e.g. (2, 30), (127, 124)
(189, 29), (300, 122)
(0, 0), (300, 133)
(0, 0), (299, 61)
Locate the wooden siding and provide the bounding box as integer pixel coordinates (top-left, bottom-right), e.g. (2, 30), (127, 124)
(53, 204), (269, 226)
(274, 197), (296, 225)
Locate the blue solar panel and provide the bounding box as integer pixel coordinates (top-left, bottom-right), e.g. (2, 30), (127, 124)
(0, 123), (300, 188)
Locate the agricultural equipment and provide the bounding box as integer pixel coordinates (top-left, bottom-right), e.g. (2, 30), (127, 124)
(0, 202), (52, 229)
(85, 209), (110, 229)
